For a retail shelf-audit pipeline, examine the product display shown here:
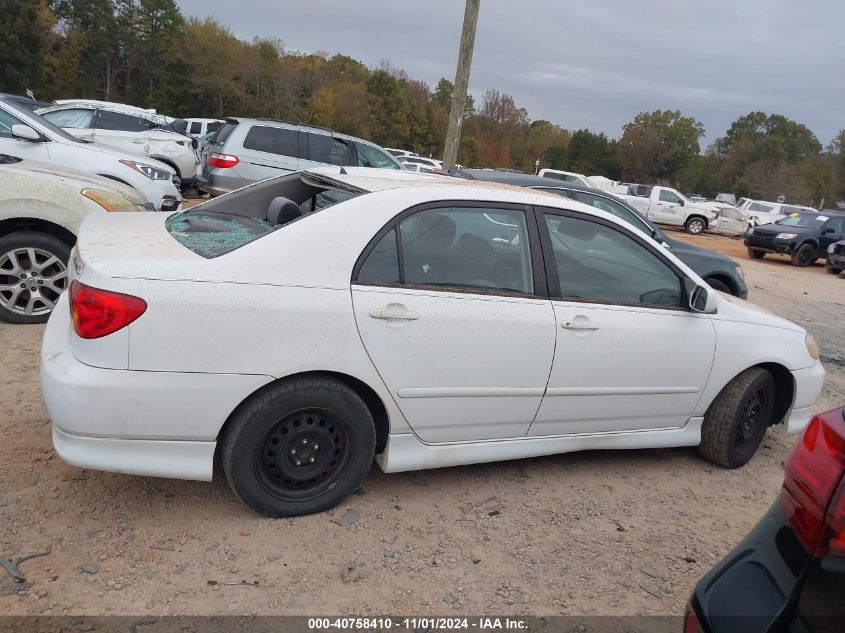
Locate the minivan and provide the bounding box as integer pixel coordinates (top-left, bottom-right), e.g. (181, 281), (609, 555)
(198, 118), (403, 196)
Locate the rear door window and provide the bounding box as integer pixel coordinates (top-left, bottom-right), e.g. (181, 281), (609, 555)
(189, 121), (202, 135)
(242, 125), (299, 157)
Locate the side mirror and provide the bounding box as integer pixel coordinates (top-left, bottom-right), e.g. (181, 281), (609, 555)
(689, 284), (719, 314)
(678, 199), (685, 206)
(822, 228), (835, 235)
(11, 124), (44, 142)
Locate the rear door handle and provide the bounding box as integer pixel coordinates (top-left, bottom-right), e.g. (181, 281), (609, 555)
(561, 320), (599, 331)
(370, 306), (420, 321)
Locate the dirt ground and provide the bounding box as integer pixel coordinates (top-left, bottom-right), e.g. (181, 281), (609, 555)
(1, 230), (843, 617)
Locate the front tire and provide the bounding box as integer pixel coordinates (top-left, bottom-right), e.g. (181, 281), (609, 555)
(685, 216), (707, 234)
(699, 368), (775, 469)
(791, 243), (817, 267)
(222, 377), (375, 517)
(826, 264), (842, 275)
(747, 249), (766, 260)
(0, 232), (71, 324)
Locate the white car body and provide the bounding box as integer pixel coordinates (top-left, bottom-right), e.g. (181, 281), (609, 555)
(184, 118), (224, 139)
(36, 102), (198, 185)
(738, 198), (818, 228)
(399, 156), (443, 170)
(0, 99), (181, 211)
(538, 169), (593, 188)
(385, 148), (419, 158)
(618, 185), (718, 234)
(42, 167), (824, 499)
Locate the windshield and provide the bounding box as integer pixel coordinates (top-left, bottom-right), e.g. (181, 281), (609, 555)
(776, 213), (826, 228)
(6, 101), (84, 143)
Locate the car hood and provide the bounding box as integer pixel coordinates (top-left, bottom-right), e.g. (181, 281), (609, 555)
(751, 223), (816, 237)
(0, 157), (146, 204)
(714, 293), (804, 333)
(664, 237), (738, 268)
(55, 137), (175, 173)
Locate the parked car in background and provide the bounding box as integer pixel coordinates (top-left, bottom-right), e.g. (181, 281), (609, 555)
(37, 101), (198, 188)
(745, 211), (845, 266)
(198, 118), (403, 196)
(0, 97), (181, 211)
(0, 154), (149, 324)
(687, 406), (845, 633)
(42, 166), (823, 517)
(456, 169), (748, 297)
(537, 168), (593, 187)
(616, 184), (718, 234)
(715, 192), (736, 205)
(708, 204), (750, 237)
(385, 147), (418, 158)
(827, 240), (845, 274)
(398, 155), (443, 170)
(184, 118), (224, 138)
(738, 198), (818, 227)
(688, 194), (707, 203)
(0, 93), (52, 111)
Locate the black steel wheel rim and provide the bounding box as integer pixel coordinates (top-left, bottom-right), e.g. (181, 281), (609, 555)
(799, 247), (814, 266)
(255, 408), (351, 501)
(734, 388), (768, 455)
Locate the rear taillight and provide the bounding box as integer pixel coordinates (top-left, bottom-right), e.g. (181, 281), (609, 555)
(207, 152), (239, 168)
(683, 605), (703, 633)
(69, 281), (147, 339)
(781, 409), (845, 556)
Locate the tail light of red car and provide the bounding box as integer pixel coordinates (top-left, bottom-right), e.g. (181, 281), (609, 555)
(207, 152), (240, 169)
(70, 281), (147, 339)
(780, 408), (845, 557)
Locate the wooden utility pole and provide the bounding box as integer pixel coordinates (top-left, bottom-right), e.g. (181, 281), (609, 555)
(442, 0), (480, 171)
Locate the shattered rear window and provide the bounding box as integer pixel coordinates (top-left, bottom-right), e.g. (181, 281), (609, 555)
(166, 211), (273, 258)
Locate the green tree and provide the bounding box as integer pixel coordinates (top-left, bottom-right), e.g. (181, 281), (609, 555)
(566, 129), (618, 178)
(719, 112), (821, 163)
(0, 0), (52, 93)
(617, 110), (705, 181)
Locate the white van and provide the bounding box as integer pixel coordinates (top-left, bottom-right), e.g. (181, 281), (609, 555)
(184, 118), (225, 139)
(537, 169), (593, 188)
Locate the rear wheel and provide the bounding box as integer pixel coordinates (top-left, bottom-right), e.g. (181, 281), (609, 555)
(747, 249), (766, 260)
(684, 216), (707, 234)
(791, 243), (817, 267)
(0, 232), (71, 324)
(699, 368), (775, 468)
(222, 377), (375, 517)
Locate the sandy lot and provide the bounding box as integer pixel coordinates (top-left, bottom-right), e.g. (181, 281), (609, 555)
(0, 231), (843, 617)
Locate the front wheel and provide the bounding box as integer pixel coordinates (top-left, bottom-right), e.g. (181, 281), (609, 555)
(791, 243), (817, 267)
(826, 264), (842, 275)
(699, 368), (775, 468)
(747, 248), (766, 260)
(684, 216), (706, 234)
(222, 377), (375, 517)
(0, 232), (71, 324)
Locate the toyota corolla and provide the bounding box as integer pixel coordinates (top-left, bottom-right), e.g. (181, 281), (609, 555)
(41, 167), (825, 516)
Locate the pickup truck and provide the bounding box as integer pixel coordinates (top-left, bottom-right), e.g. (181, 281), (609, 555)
(618, 185), (718, 234)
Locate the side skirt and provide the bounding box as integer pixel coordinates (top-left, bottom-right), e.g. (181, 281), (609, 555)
(376, 418), (704, 473)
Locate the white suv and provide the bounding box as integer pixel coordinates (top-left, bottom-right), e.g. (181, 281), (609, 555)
(36, 102), (199, 188)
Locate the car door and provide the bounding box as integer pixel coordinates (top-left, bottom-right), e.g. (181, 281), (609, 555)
(351, 203), (556, 443)
(91, 109), (150, 155)
(529, 208), (717, 436)
(0, 107), (51, 163)
(651, 189), (684, 225)
(298, 130), (352, 170)
(717, 207), (747, 236)
(39, 108), (96, 142)
(819, 216), (845, 253)
(236, 124), (300, 181)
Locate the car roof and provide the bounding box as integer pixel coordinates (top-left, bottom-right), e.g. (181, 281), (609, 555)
(225, 117), (387, 148)
(457, 168), (617, 196)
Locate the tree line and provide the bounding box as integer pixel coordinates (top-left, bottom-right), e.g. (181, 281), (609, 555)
(3, 0), (844, 206)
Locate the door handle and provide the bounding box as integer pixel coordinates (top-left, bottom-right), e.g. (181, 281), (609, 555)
(370, 306), (420, 321)
(561, 320), (599, 331)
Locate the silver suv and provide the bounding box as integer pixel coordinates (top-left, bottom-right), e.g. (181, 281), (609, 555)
(198, 118), (403, 196)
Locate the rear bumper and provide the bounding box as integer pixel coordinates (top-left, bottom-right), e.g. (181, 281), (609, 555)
(197, 169), (247, 197)
(41, 298), (273, 480)
(53, 425), (215, 481)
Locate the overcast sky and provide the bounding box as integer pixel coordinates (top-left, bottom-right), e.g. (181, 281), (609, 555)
(176, 0), (843, 147)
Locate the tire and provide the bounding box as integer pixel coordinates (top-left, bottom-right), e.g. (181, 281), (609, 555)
(221, 377), (376, 517)
(0, 232), (72, 324)
(747, 249), (766, 259)
(791, 243), (818, 267)
(826, 264), (842, 275)
(684, 216), (706, 234)
(699, 368), (775, 469)
(705, 277), (731, 294)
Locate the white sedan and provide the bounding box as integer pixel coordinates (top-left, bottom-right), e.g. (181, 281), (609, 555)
(41, 167), (825, 516)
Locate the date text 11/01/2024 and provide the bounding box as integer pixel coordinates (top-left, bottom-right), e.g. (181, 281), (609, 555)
(307, 617), (527, 630)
